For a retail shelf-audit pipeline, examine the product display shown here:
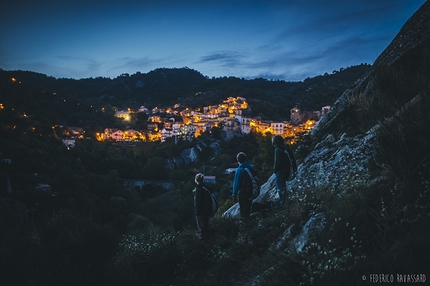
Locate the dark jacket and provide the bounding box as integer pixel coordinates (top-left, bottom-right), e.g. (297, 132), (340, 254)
(232, 161), (254, 198)
(273, 143), (297, 178)
(194, 184), (213, 217)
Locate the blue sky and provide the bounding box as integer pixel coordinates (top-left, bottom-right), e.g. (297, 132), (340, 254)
(0, 0), (426, 81)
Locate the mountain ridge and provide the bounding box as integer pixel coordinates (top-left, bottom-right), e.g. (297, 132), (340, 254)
(1, 64), (370, 124)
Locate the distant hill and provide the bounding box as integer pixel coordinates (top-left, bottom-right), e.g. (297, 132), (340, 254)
(0, 64), (370, 126)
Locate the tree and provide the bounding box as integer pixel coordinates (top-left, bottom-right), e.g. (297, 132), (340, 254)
(141, 157), (168, 180)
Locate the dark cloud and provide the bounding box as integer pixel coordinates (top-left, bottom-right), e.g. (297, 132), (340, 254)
(275, 5), (390, 44)
(122, 57), (164, 68)
(199, 51), (246, 68)
(240, 31), (387, 81)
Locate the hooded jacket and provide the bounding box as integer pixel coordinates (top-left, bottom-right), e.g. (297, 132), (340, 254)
(273, 143), (297, 178)
(194, 184), (213, 217)
(232, 161), (254, 198)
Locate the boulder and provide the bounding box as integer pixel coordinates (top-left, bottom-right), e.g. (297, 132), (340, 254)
(222, 174), (278, 219)
(293, 213), (326, 253)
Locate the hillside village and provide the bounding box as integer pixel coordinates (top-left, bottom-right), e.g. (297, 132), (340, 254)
(83, 96), (330, 145)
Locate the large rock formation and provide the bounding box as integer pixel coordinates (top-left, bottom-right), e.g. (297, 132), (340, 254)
(166, 139), (222, 169)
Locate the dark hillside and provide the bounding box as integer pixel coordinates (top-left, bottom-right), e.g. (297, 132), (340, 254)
(1, 64), (370, 123)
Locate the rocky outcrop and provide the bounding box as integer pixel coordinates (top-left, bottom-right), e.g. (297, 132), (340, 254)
(294, 132), (380, 195)
(270, 212), (327, 253)
(166, 147), (200, 169)
(166, 139), (222, 169)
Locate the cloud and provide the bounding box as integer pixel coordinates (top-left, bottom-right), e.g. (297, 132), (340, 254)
(122, 57), (164, 68)
(234, 31), (384, 81)
(274, 4), (390, 46)
(199, 50), (247, 68)
(104, 56), (175, 77)
(57, 55), (100, 69)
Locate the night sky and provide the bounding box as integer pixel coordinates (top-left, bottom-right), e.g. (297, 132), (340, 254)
(0, 0), (426, 81)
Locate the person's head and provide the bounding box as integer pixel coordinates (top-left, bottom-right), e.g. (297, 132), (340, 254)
(272, 135), (284, 147)
(195, 173), (204, 185)
(236, 152), (247, 164)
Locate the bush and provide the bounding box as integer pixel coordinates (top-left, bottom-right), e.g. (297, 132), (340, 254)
(1, 209), (122, 286)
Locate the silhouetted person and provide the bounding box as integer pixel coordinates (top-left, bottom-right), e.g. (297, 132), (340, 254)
(272, 135), (297, 207)
(232, 152), (256, 243)
(193, 173), (213, 241)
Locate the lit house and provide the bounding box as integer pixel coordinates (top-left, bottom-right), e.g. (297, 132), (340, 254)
(123, 129), (142, 141)
(115, 110), (132, 121)
(147, 123), (158, 131)
(179, 124), (197, 140)
(161, 128), (172, 142)
(223, 118), (241, 132)
(270, 122), (288, 136)
(138, 106), (149, 113)
(111, 130), (124, 141)
(68, 127), (85, 138)
(148, 115), (161, 123)
(237, 116), (251, 134)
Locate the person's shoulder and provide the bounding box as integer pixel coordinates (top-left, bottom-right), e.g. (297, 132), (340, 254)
(242, 162), (254, 170)
(278, 144), (288, 151)
(202, 184), (210, 190)
(196, 184), (204, 191)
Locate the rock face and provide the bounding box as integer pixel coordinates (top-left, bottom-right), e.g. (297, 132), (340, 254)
(293, 213), (326, 253)
(166, 139), (222, 169)
(167, 147), (200, 169)
(179, 147), (199, 165)
(295, 132), (379, 195)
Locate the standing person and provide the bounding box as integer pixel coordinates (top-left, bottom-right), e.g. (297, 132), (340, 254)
(232, 152), (256, 242)
(232, 152), (255, 220)
(272, 135), (297, 207)
(193, 173), (213, 242)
